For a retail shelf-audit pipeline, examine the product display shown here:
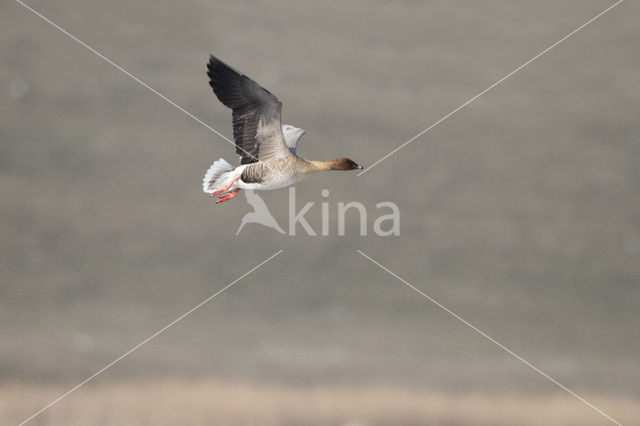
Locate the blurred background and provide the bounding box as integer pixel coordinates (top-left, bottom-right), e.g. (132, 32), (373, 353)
(1, 0), (639, 424)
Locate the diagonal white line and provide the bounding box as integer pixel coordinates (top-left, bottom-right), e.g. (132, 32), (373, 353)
(17, 249), (284, 426)
(356, 249), (623, 425)
(14, 0), (260, 162)
(358, 0), (624, 176)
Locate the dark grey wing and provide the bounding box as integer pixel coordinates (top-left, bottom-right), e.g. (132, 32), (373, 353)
(207, 56), (290, 164)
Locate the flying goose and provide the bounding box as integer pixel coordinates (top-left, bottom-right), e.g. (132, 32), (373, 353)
(202, 55), (362, 204)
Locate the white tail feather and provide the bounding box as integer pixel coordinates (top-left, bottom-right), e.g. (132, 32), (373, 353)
(202, 158), (234, 193)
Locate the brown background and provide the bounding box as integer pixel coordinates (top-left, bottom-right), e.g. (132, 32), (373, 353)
(1, 0), (639, 424)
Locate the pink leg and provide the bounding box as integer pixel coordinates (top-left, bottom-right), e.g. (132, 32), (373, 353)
(210, 174), (240, 197)
(216, 189), (241, 204)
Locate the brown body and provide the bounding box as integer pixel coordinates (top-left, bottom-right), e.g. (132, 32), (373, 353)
(240, 156), (361, 186)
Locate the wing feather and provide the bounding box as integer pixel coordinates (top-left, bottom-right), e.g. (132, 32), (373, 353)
(207, 56), (290, 164)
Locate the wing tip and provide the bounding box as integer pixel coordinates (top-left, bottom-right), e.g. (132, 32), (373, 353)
(207, 55), (244, 78)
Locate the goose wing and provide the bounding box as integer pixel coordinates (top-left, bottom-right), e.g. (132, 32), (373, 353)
(207, 56), (290, 164)
(283, 126), (305, 155)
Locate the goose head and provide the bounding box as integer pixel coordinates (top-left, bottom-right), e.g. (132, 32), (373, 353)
(330, 158), (363, 170)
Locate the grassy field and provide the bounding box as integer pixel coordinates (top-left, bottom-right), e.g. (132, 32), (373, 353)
(3, 379), (639, 426)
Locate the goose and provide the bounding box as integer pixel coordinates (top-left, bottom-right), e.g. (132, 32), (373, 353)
(202, 55), (362, 204)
